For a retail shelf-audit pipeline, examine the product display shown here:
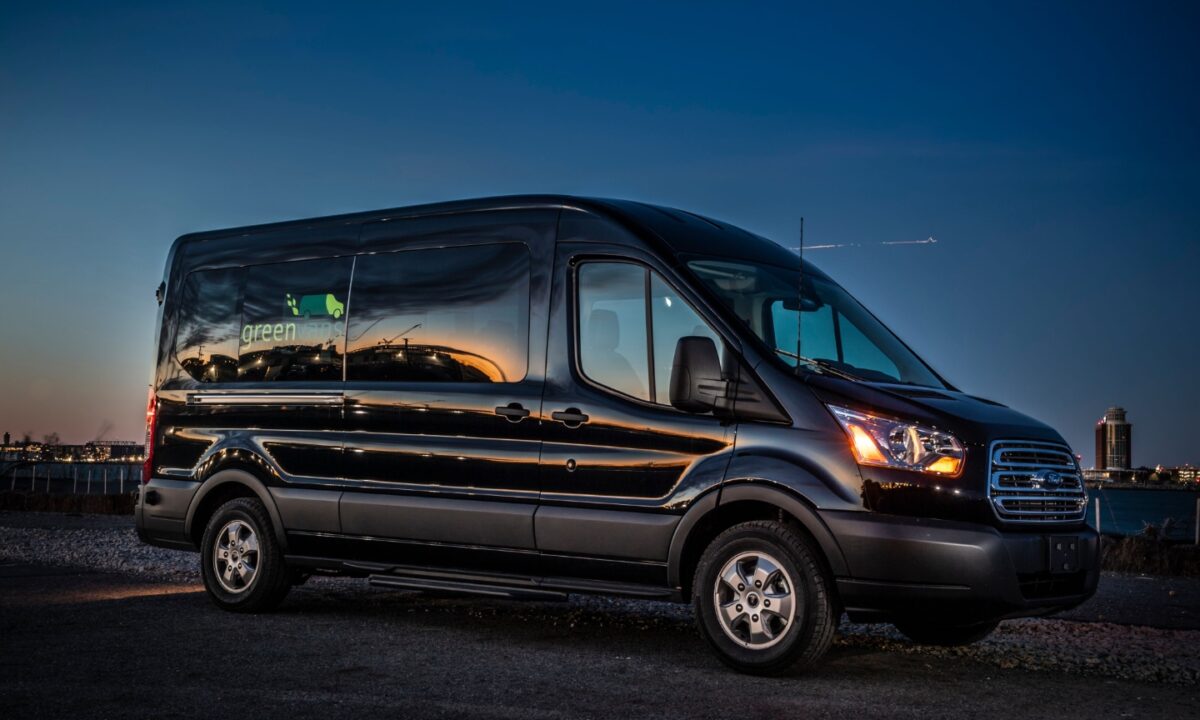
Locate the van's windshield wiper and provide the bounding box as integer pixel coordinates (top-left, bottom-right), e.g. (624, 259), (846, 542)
(772, 348), (862, 382)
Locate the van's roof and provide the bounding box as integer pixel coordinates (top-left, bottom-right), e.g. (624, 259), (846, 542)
(172, 194), (808, 272)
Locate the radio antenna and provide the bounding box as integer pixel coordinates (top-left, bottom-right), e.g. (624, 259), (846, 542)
(796, 216), (804, 370)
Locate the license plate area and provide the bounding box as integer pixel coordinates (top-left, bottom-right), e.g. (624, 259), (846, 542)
(1048, 535), (1081, 574)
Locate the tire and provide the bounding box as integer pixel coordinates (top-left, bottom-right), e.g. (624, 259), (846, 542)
(693, 520), (836, 675)
(894, 620), (999, 646)
(200, 497), (291, 612)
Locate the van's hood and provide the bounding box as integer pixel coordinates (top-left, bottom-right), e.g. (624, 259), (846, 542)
(804, 375), (1066, 448)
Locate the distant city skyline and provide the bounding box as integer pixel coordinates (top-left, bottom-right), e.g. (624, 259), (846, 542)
(1, 3), (1197, 466)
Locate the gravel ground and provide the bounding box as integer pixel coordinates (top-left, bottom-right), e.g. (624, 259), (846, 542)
(1, 512), (1197, 687)
(6, 569), (1195, 720)
(0, 513), (198, 581)
(1055, 572), (1200, 629)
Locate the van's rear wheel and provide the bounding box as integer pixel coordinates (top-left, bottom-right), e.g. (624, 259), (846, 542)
(693, 521), (835, 675)
(200, 497), (290, 612)
(894, 620), (999, 646)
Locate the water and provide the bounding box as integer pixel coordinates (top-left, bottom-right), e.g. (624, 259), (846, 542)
(1086, 487), (1200, 541)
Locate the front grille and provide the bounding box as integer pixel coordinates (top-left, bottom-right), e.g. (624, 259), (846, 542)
(1018, 571), (1087, 600)
(988, 440), (1087, 524)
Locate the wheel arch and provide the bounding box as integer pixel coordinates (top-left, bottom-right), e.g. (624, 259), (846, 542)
(185, 468), (287, 550)
(668, 482), (848, 599)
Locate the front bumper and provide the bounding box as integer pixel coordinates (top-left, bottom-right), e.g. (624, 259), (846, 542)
(822, 510), (1100, 624)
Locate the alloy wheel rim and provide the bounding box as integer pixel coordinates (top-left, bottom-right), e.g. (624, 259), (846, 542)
(713, 550), (798, 650)
(212, 520), (260, 594)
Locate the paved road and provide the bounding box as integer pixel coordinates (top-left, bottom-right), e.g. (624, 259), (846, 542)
(0, 562), (1195, 720)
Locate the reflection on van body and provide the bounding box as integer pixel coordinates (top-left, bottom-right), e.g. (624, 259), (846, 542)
(138, 196), (1098, 675)
(347, 343), (506, 383)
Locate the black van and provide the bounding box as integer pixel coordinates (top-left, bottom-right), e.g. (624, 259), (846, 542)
(137, 195), (1099, 674)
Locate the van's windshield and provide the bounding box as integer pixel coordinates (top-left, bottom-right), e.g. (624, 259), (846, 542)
(686, 257), (948, 389)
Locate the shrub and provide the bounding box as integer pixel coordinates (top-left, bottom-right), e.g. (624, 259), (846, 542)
(1101, 519), (1200, 576)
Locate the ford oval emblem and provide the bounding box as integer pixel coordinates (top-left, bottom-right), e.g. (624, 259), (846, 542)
(1033, 470), (1063, 488)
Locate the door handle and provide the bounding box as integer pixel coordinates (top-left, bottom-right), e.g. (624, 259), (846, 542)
(494, 403), (531, 422)
(550, 408), (590, 427)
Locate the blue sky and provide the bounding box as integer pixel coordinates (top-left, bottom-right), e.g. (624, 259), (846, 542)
(0, 1), (1196, 465)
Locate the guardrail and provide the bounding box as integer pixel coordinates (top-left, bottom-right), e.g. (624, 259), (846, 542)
(2, 462), (142, 495)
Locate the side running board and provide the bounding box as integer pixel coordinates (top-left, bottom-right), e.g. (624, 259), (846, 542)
(368, 574), (568, 601)
(286, 555), (676, 601)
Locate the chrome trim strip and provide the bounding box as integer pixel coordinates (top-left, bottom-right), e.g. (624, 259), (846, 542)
(992, 486), (1083, 496)
(993, 472), (1082, 489)
(991, 446), (1075, 468)
(187, 393), (344, 406)
(993, 499), (1088, 514)
(989, 459), (1076, 470)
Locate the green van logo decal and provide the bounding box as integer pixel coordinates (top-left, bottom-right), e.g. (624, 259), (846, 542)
(241, 292), (346, 345)
(286, 292), (345, 319)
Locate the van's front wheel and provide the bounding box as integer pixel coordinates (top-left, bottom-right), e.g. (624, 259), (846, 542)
(693, 521), (835, 675)
(200, 497), (290, 612)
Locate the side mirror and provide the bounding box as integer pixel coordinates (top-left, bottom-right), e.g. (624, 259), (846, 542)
(669, 336), (728, 413)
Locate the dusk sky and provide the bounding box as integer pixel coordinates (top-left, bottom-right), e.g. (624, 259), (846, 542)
(1, 1), (1196, 466)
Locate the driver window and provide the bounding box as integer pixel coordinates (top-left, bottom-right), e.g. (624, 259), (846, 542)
(577, 262), (722, 405)
(578, 263), (650, 400)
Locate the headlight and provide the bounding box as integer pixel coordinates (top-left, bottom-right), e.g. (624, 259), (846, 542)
(827, 405), (965, 477)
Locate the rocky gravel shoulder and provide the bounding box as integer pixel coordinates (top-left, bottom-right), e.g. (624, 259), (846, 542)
(1, 512), (1196, 686)
(0, 514), (196, 581)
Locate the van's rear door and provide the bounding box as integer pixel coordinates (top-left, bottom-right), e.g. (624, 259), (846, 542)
(156, 225), (359, 541)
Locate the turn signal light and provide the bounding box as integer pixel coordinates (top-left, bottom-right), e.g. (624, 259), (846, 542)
(847, 424), (888, 465)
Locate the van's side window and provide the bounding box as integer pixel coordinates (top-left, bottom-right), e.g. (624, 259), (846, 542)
(578, 263), (651, 400)
(238, 257), (353, 382)
(577, 262), (720, 405)
(175, 267), (245, 383)
(345, 244), (530, 383)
